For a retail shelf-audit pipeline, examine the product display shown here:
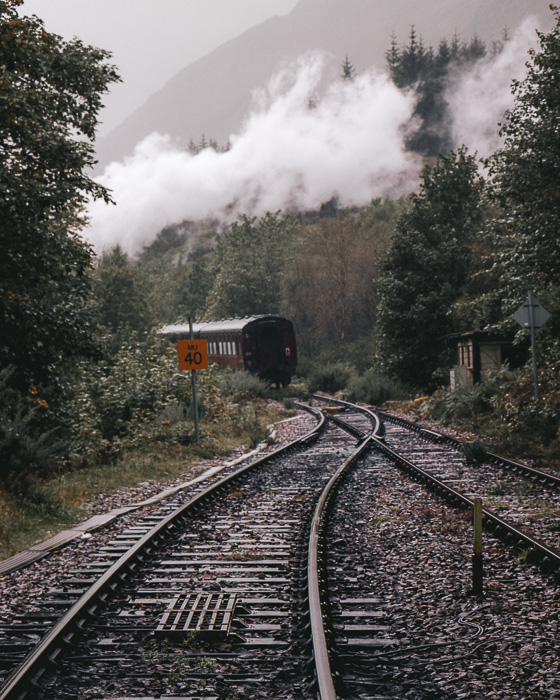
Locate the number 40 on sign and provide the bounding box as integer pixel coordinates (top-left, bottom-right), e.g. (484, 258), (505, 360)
(177, 340), (209, 370)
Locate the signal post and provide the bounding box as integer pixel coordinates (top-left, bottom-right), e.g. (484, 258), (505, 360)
(177, 318), (208, 444)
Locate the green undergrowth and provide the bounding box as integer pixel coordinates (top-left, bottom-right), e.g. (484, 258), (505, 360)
(0, 397), (290, 562)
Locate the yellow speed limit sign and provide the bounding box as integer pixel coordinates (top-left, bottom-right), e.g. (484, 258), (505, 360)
(178, 339), (209, 370)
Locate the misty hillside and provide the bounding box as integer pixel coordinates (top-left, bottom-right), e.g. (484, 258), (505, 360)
(95, 0), (553, 171)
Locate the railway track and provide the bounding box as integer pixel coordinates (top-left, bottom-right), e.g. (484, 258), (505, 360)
(2, 398), (560, 697)
(0, 402), (381, 699)
(313, 400), (560, 697)
(374, 409), (560, 572)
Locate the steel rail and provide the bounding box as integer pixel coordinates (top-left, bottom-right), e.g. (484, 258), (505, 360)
(0, 407), (326, 700)
(306, 397), (381, 699)
(376, 408), (560, 487)
(310, 393), (384, 438)
(321, 410), (366, 440)
(369, 434), (560, 570)
(308, 435), (375, 700)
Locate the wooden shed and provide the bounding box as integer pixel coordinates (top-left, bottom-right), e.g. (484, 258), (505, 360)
(447, 331), (515, 387)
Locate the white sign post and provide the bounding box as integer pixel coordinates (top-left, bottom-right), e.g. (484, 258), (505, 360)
(512, 291), (550, 401)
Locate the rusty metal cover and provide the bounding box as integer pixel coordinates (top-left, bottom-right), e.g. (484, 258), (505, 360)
(155, 593), (237, 639)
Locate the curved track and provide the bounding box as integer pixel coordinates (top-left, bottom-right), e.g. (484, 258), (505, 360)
(3, 399), (560, 698)
(375, 410), (560, 573)
(0, 402), (382, 699)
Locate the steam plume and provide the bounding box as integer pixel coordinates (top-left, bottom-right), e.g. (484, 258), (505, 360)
(87, 52), (420, 256)
(446, 17), (542, 157)
(86, 18), (542, 257)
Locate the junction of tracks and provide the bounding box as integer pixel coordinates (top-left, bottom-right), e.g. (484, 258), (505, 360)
(1, 397), (560, 698)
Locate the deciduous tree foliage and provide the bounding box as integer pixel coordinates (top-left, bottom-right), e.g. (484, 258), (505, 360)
(282, 199), (403, 356)
(483, 5), (560, 324)
(0, 0), (119, 482)
(0, 0), (119, 400)
(93, 246), (155, 336)
(205, 212), (297, 319)
(376, 148), (484, 387)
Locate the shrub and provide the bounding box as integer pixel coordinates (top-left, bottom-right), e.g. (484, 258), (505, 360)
(218, 370), (270, 399)
(0, 368), (63, 491)
(347, 370), (407, 405)
(69, 334), (196, 459)
(308, 362), (358, 394)
(0, 404), (62, 492)
(420, 363), (560, 469)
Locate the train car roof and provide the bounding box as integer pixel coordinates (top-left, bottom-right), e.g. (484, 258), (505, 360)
(159, 315), (287, 335)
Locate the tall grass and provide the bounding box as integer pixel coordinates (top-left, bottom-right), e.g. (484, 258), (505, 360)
(0, 393), (285, 561)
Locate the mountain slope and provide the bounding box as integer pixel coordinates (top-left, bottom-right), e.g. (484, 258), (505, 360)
(95, 0), (553, 171)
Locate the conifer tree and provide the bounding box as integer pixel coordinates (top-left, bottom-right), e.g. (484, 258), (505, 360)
(340, 54), (356, 81)
(474, 7), (560, 344)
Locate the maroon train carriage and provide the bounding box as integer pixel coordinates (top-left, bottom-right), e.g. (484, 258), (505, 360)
(159, 315), (297, 387)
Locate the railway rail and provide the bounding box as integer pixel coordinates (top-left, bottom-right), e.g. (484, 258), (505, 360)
(0, 401), (382, 699)
(374, 409), (560, 573)
(2, 398), (560, 697)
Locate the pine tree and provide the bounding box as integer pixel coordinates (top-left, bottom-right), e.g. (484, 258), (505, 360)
(386, 28), (487, 156)
(340, 54), (357, 81)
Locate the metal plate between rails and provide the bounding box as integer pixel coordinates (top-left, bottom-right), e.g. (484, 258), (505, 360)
(155, 592), (237, 639)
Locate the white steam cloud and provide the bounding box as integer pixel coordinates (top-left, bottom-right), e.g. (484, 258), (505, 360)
(87, 19), (542, 256)
(87, 52), (421, 256)
(446, 17), (541, 157)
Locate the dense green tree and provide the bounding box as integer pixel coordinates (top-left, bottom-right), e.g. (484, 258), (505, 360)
(483, 6), (560, 313)
(92, 246), (155, 336)
(175, 256), (213, 321)
(205, 212), (297, 319)
(0, 0), (119, 482)
(376, 148), (484, 387)
(0, 0), (119, 396)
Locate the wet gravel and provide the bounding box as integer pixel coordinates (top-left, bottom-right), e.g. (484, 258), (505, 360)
(382, 420), (560, 556)
(326, 447), (560, 699)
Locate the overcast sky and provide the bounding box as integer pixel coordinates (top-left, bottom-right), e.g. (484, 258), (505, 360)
(19, 0), (299, 136)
